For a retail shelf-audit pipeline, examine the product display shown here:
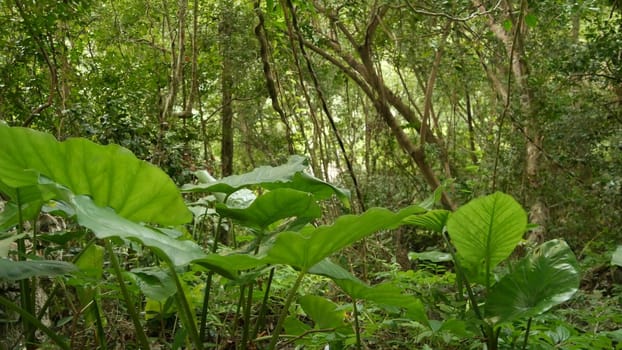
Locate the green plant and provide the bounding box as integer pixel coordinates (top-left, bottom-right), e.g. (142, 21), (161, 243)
(0, 123), (203, 348)
(0, 125), (431, 349)
(406, 192), (581, 350)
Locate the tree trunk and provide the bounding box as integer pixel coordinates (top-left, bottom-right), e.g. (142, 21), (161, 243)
(474, 0), (547, 241)
(220, 0), (234, 177)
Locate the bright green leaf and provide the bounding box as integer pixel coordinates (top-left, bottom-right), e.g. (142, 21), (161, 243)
(309, 259), (428, 326)
(403, 209), (450, 233)
(183, 155), (350, 207)
(267, 205), (425, 269)
(284, 316), (311, 336)
(525, 13), (538, 28)
(70, 195), (206, 267)
(0, 124), (191, 225)
(299, 295), (347, 329)
(75, 243), (104, 279)
(131, 267), (177, 301)
(216, 188), (321, 229)
(503, 19), (512, 32)
(447, 192), (527, 285)
(193, 253), (267, 280)
(485, 239), (580, 325)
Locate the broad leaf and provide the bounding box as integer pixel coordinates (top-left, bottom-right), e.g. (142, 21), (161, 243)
(0, 124), (191, 225)
(403, 209), (450, 233)
(485, 239), (580, 325)
(0, 184), (50, 231)
(0, 258), (76, 281)
(447, 192), (527, 284)
(75, 243), (105, 279)
(70, 194), (206, 267)
(266, 206), (425, 269)
(299, 295), (347, 330)
(193, 253), (267, 280)
(309, 259), (428, 325)
(74, 244), (105, 325)
(215, 188), (321, 230)
(183, 155), (350, 207)
(131, 267), (177, 301)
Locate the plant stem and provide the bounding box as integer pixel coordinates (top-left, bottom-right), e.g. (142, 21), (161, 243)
(16, 188), (36, 348)
(352, 297), (362, 350)
(241, 283), (254, 349)
(168, 264), (203, 350)
(522, 317), (532, 350)
(0, 294), (70, 350)
(92, 297), (108, 350)
(200, 215), (224, 341)
(252, 267), (275, 340)
(105, 241), (151, 350)
(267, 268), (306, 350)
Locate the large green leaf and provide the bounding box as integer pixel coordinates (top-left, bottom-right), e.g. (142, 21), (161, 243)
(131, 267), (177, 302)
(193, 253), (267, 280)
(0, 183), (50, 231)
(69, 194), (206, 267)
(215, 188), (322, 230)
(0, 124), (191, 225)
(446, 192), (527, 284)
(182, 155), (350, 207)
(299, 295), (348, 330)
(403, 209), (450, 233)
(485, 239), (580, 325)
(308, 259), (428, 325)
(266, 206), (425, 269)
(0, 258), (76, 281)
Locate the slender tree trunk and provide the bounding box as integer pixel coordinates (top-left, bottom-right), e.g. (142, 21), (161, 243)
(220, 0), (234, 177)
(475, 0), (547, 241)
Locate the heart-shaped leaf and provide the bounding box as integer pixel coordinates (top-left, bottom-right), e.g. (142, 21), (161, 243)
(0, 124), (191, 225)
(308, 259), (428, 325)
(403, 209), (450, 233)
(485, 239), (580, 325)
(266, 206), (425, 269)
(69, 194), (206, 267)
(447, 192), (527, 285)
(299, 295), (348, 330)
(215, 188), (321, 230)
(183, 155), (350, 207)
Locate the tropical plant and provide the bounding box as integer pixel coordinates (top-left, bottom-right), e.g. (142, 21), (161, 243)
(406, 192), (581, 350)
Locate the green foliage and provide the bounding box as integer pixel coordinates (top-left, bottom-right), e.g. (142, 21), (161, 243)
(485, 239), (580, 325)
(0, 259), (76, 280)
(407, 192), (580, 349)
(266, 206), (424, 270)
(447, 192), (527, 286)
(0, 126), (603, 349)
(0, 124), (192, 225)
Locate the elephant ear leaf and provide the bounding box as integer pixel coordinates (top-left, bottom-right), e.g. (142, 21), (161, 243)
(0, 124), (191, 225)
(446, 192), (526, 285)
(485, 239), (580, 325)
